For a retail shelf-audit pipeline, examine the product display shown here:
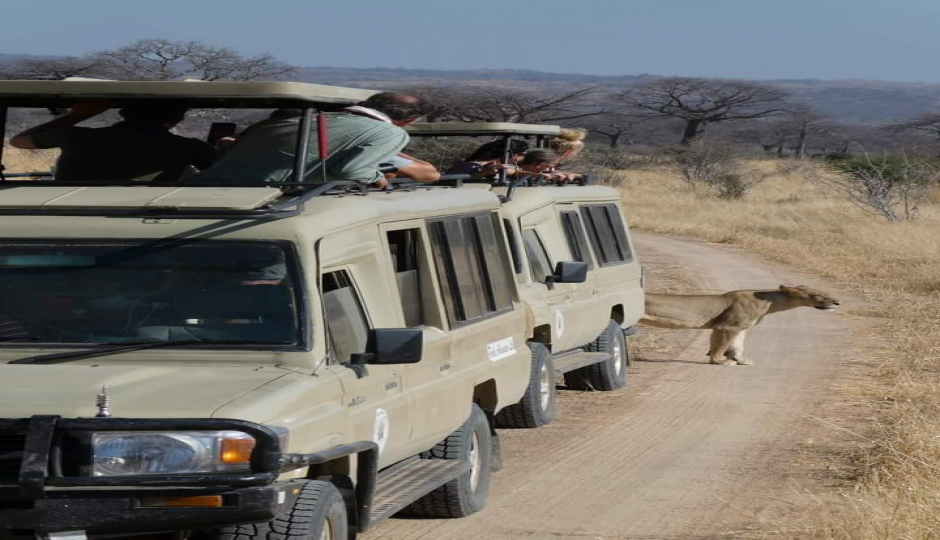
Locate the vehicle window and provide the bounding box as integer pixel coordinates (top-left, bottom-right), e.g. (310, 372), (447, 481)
(321, 270), (369, 363)
(560, 211), (594, 270)
(503, 219), (523, 275)
(428, 212), (514, 326)
(522, 229), (552, 283)
(581, 204), (633, 266)
(0, 241), (301, 347)
(386, 229), (424, 327)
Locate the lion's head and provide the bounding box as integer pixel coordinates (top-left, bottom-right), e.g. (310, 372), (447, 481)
(779, 285), (841, 310)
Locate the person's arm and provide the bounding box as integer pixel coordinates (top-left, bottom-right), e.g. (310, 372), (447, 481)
(10, 101), (111, 149)
(326, 127), (409, 185)
(394, 152), (440, 183)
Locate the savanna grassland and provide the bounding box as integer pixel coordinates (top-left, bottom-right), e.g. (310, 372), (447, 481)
(617, 160), (940, 539)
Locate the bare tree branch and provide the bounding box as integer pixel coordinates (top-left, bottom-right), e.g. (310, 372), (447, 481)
(614, 77), (790, 144)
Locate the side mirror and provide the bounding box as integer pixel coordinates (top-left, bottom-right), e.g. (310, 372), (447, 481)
(546, 261), (588, 284)
(350, 328), (423, 368)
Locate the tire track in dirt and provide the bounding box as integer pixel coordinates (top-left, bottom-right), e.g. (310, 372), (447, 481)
(366, 233), (865, 540)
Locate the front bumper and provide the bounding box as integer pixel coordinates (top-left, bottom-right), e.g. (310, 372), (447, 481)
(0, 416), (288, 539)
(0, 483), (296, 540)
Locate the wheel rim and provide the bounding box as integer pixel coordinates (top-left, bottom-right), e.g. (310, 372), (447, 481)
(539, 361), (552, 411)
(319, 516), (333, 540)
(469, 430), (482, 492)
(613, 336), (624, 377)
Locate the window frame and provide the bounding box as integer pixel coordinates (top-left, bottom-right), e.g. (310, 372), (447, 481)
(521, 227), (553, 285)
(427, 211), (515, 328)
(559, 210), (595, 270)
(320, 267), (372, 365)
(580, 203), (634, 267)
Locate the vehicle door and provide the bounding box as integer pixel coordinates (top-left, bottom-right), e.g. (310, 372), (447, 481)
(517, 205), (591, 352)
(554, 203), (608, 344)
(379, 220), (462, 448)
(316, 230), (415, 468)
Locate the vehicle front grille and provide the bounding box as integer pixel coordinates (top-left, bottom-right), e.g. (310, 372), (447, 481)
(0, 431), (25, 482)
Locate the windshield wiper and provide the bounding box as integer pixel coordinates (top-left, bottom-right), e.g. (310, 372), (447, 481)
(8, 340), (292, 365)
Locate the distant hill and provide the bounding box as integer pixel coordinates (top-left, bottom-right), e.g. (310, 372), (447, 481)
(291, 67), (940, 124)
(2, 52), (939, 124)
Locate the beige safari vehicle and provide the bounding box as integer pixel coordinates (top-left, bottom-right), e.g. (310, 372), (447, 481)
(0, 81), (533, 540)
(408, 123), (645, 428)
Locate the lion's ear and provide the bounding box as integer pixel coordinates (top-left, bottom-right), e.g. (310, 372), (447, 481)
(779, 285), (798, 294)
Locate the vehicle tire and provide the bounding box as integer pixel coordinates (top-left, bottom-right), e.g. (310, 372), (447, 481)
(494, 342), (555, 428)
(216, 480), (349, 540)
(404, 404), (492, 518)
(566, 320), (629, 391)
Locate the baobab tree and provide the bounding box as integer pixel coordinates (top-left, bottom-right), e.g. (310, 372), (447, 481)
(614, 77), (790, 144)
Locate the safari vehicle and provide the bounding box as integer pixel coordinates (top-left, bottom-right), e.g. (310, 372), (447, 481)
(0, 81), (533, 540)
(407, 123), (644, 428)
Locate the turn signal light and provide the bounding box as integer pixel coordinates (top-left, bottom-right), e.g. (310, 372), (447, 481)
(141, 495), (224, 508)
(221, 437), (256, 463)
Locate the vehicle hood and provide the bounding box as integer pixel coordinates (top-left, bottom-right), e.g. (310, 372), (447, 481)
(0, 364), (290, 419)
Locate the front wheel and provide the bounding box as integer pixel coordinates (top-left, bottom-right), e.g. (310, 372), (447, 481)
(494, 342), (555, 428)
(215, 479), (349, 540)
(404, 404), (493, 518)
(566, 320), (629, 391)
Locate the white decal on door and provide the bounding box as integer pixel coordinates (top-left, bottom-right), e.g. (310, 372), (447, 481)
(554, 309), (565, 338)
(487, 337), (516, 362)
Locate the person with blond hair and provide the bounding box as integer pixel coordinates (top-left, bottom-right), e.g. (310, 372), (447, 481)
(547, 128), (587, 183)
(550, 128), (587, 159)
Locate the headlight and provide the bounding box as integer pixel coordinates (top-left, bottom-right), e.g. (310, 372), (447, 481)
(92, 431), (255, 476)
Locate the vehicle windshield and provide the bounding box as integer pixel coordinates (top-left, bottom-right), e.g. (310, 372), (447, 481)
(0, 241), (301, 347)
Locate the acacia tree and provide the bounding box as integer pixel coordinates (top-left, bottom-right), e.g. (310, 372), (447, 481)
(405, 85), (603, 124)
(889, 113), (940, 143)
(575, 112), (660, 147)
(614, 77), (790, 144)
(0, 39), (294, 81)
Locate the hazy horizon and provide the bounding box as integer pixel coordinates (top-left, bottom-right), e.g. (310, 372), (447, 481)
(3, 0), (939, 83)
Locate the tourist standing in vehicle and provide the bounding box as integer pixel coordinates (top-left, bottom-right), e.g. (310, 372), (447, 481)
(10, 101), (217, 183)
(199, 93), (432, 186)
(446, 139), (529, 180)
(548, 128), (586, 183)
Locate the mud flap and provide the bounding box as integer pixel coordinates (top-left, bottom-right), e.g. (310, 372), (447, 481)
(490, 430), (503, 472)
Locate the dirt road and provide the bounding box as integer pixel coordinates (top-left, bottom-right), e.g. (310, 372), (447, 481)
(367, 233), (864, 540)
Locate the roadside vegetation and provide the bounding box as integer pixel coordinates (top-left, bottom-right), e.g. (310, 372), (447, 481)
(612, 153), (940, 539)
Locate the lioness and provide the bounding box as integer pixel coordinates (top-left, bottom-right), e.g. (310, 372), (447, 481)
(640, 285), (840, 366)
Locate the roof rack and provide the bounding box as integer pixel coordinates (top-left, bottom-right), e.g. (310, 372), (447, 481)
(406, 122), (562, 137)
(0, 177), (468, 220)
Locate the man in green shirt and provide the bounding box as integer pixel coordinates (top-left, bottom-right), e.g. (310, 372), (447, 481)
(11, 102), (217, 183)
(198, 93), (432, 185)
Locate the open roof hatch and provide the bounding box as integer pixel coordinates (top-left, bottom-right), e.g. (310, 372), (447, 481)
(0, 80), (393, 216)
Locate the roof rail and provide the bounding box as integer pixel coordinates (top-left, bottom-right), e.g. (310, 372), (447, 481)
(0, 177), (470, 220)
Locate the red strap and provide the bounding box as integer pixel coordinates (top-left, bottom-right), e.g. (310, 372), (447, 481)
(317, 112), (329, 160)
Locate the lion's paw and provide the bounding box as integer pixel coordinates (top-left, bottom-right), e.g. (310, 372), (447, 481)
(710, 358), (737, 366)
(735, 358), (753, 366)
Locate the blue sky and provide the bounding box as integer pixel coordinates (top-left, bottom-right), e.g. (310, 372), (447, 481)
(2, 0), (938, 82)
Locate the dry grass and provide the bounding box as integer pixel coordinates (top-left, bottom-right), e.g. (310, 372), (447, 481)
(2, 145), (58, 173)
(615, 160), (940, 539)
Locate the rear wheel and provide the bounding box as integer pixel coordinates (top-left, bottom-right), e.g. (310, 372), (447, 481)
(495, 342), (555, 428)
(216, 479), (349, 540)
(565, 320), (629, 391)
(404, 404), (492, 518)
